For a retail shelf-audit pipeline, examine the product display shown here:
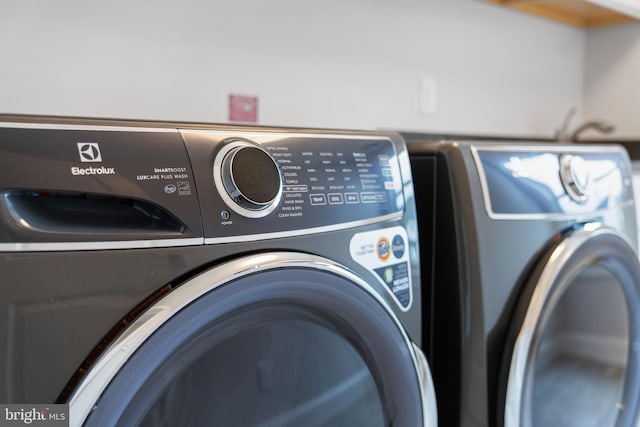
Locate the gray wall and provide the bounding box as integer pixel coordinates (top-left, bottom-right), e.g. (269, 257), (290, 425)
(0, 0), (585, 136)
(584, 23), (640, 139)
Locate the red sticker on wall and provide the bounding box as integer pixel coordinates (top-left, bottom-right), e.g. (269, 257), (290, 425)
(229, 94), (258, 123)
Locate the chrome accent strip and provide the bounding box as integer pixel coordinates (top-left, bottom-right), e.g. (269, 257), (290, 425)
(0, 118), (403, 145)
(179, 128), (395, 142)
(68, 252), (436, 427)
(503, 224), (639, 427)
(0, 214), (403, 252)
(412, 343), (438, 427)
(0, 238), (204, 252)
(0, 122), (178, 132)
(470, 143), (628, 154)
(470, 145), (507, 220)
(470, 145), (634, 221)
(483, 200), (635, 222)
(204, 212), (403, 244)
(0, 120), (400, 144)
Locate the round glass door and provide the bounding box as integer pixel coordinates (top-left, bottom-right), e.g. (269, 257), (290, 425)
(529, 265), (628, 426)
(503, 226), (640, 427)
(138, 316), (384, 427)
(70, 253), (436, 427)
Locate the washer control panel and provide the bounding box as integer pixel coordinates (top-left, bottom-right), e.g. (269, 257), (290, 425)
(182, 130), (405, 239)
(0, 121), (413, 248)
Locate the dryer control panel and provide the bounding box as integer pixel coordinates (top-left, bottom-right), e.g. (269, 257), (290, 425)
(473, 146), (634, 219)
(181, 130), (406, 241)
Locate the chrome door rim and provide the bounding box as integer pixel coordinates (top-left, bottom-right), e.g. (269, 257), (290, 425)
(68, 252), (437, 427)
(504, 224), (640, 427)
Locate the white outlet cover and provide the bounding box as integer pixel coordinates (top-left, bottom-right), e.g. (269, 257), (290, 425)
(419, 77), (437, 116)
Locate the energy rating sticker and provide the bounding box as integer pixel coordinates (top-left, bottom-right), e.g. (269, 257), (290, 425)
(349, 226), (412, 311)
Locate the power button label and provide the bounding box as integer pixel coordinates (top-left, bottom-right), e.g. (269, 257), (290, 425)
(349, 226), (412, 311)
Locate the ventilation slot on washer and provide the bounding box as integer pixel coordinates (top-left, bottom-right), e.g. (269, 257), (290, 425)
(2, 190), (186, 236)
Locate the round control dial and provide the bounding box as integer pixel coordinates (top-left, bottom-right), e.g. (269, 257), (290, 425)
(214, 140), (282, 218)
(560, 154), (590, 203)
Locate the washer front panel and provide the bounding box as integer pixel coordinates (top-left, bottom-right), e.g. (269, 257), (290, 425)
(68, 252), (436, 427)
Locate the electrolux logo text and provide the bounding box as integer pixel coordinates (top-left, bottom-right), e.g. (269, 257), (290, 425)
(0, 405), (68, 427)
(71, 166), (116, 176)
(71, 142), (116, 177)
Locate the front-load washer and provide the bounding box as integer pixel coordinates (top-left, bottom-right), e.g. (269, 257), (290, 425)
(0, 115), (436, 427)
(407, 138), (640, 427)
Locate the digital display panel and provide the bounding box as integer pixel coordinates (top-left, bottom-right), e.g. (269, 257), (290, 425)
(231, 147), (280, 204)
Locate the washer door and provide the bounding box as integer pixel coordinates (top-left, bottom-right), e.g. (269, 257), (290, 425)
(69, 253), (436, 427)
(502, 224), (640, 427)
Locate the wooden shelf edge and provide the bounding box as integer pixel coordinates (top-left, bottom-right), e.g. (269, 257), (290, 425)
(484, 0), (637, 28)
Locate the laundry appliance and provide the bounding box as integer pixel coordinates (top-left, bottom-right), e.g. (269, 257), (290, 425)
(407, 138), (640, 427)
(0, 116), (436, 427)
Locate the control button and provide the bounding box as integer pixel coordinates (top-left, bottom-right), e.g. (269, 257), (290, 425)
(220, 210), (231, 220)
(345, 193), (360, 204)
(384, 181), (396, 190)
(310, 194), (327, 205)
(283, 185), (309, 193)
(361, 192), (378, 203)
(560, 154), (590, 203)
(214, 140), (283, 218)
(328, 193), (344, 204)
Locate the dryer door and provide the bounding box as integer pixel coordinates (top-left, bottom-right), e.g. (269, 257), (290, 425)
(502, 224), (640, 427)
(69, 253), (436, 427)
